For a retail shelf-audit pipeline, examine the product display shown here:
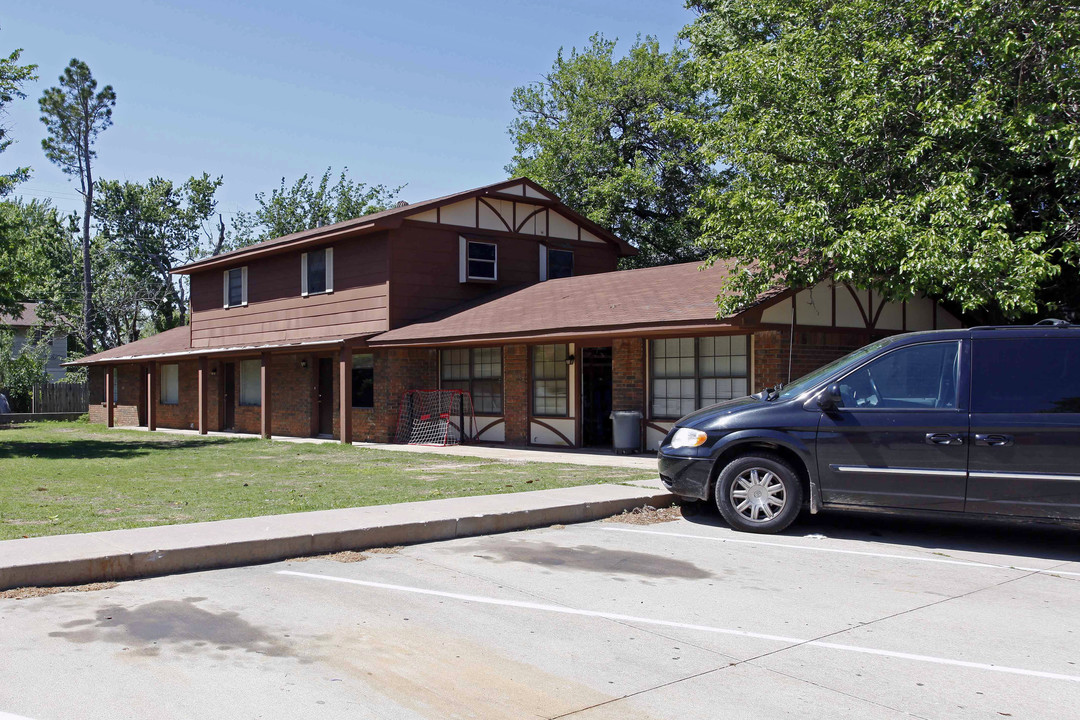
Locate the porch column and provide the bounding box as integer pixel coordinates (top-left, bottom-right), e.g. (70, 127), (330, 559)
(146, 362), (157, 431)
(104, 365), (114, 428)
(261, 351), (272, 439)
(198, 356), (208, 435)
(339, 346), (352, 444)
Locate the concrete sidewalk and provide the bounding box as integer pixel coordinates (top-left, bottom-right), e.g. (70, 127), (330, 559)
(0, 480), (675, 591)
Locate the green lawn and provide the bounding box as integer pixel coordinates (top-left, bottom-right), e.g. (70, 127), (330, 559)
(0, 422), (656, 540)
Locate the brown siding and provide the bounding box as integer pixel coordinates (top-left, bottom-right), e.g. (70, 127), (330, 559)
(388, 224), (619, 328)
(189, 233), (390, 348)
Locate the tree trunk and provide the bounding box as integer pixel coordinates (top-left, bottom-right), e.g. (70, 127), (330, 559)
(82, 136), (95, 355)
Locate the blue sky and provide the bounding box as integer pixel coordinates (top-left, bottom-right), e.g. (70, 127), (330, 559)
(2, 0), (694, 222)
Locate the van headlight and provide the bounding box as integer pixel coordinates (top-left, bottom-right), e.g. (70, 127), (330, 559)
(670, 428), (708, 449)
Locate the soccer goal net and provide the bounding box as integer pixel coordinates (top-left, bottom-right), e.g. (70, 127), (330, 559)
(394, 389), (478, 446)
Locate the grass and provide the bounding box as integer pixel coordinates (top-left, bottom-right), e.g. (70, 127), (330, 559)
(0, 421), (656, 540)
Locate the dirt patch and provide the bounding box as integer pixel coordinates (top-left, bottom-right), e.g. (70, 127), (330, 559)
(290, 546), (401, 563)
(602, 504), (682, 525)
(1, 582), (117, 600)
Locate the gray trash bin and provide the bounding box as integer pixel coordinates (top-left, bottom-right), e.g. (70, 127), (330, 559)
(610, 410), (642, 454)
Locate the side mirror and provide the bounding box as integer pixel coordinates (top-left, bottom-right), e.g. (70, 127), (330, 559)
(817, 384), (842, 410)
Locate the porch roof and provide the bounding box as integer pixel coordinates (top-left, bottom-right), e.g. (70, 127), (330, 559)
(368, 260), (783, 347)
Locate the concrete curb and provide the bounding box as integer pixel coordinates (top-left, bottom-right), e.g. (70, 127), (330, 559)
(0, 482), (675, 590)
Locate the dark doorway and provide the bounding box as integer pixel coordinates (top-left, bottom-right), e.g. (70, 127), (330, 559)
(317, 358), (334, 436)
(223, 362), (236, 430)
(581, 346), (613, 447)
(138, 364), (148, 427)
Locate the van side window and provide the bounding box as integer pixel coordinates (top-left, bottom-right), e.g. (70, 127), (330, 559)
(838, 341), (960, 410)
(972, 337), (1080, 413)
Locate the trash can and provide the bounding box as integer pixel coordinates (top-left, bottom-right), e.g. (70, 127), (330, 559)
(610, 410), (642, 454)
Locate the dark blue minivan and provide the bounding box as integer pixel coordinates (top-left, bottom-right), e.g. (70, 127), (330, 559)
(657, 324), (1080, 533)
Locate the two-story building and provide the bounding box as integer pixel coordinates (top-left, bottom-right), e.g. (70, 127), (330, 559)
(71, 178), (959, 450)
(1, 302), (70, 380)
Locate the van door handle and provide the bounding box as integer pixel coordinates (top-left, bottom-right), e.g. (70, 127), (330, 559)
(926, 433), (964, 446)
(975, 433), (1014, 447)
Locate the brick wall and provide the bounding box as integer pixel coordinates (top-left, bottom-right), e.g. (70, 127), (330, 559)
(335, 347), (437, 443)
(269, 353), (313, 438)
(156, 360), (199, 430)
(753, 329), (883, 389)
(612, 338), (644, 412)
(88, 364), (142, 426)
(503, 344), (528, 445)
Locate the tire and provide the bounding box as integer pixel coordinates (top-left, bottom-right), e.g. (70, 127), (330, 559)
(715, 453), (804, 534)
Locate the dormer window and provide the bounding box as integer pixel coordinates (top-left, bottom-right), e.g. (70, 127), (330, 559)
(301, 247), (334, 297)
(460, 237), (497, 282)
(548, 249), (573, 279)
(223, 267), (248, 308)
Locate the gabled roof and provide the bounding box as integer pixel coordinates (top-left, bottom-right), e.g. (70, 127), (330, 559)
(368, 261), (784, 347)
(174, 177), (636, 275)
(1, 302), (44, 328)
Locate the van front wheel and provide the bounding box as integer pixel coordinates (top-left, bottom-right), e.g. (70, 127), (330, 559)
(715, 454), (803, 534)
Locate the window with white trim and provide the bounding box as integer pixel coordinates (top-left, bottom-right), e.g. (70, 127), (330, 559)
(223, 267), (247, 308)
(532, 344), (569, 417)
(301, 247), (334, 296)
(239, 359), (261, 406)
(650, 336), (749, 418)
(440, 347), (502, 414)
(160, 364), (179, 405)
(460, 237), (497, 282)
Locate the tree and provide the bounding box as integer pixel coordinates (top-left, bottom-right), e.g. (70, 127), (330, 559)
(7, 197), (81, 333)
(682, 0), (1080, 321)
(39, 59), (116, 352)
(507, 34), (718, 268)
(94, 174), (223, 332)
(229, 167), (401, 249)
(0, 42), (38, 318)
(0, 327), (49, 412)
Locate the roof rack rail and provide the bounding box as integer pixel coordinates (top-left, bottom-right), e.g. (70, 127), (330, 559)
(1034, 319), (1072, 327)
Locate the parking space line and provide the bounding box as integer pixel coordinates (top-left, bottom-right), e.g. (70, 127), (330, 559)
(277, 570), (1080, 684)
(599, 526), (1080, 577)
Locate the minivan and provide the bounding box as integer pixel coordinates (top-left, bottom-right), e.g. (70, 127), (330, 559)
(657, 324), (1080, 533)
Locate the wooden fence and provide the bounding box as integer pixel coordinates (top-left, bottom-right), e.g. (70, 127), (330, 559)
(31, 382), (89, 413)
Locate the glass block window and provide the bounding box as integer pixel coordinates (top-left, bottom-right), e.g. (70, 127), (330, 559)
(239, 359), (261, 406)
(651, 336), (750, 418)
(351, 353), (374, 409)
(440, 347), (502, 414)
(532, 344), (569, 417)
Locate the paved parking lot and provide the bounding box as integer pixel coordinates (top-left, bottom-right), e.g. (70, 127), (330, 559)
(1, 508), (1078, 719)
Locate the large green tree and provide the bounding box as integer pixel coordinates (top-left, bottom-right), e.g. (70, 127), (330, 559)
(94, 174), (223, 332)
(507, 34), (718, 267)
(229, 167), (401, 249)
(0, 42), (38, 318)
(39, 59), (116, 352)
(683, 0), (1080, 321)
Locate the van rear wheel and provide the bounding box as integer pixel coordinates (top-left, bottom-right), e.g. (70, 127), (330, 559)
(715, 454), (803, 534)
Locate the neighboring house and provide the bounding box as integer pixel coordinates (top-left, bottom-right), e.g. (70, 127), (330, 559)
(69, 177), (959, 450)
(1, 302), (69, 380)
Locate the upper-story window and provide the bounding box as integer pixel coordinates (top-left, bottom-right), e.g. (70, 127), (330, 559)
(459, 237), (497, 282)
(302, 247), (334, 296)
(222, 267), (247, 308)
(548, 249), (573, 279)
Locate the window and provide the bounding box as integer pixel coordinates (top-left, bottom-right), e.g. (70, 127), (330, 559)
(973, 338), (1080, 413)
(301, 247), (334, 296)
(352, 353), (374, 408)
(160, 364), (179, 405)
(223, 267), (247, 308)
(440, 347), (502, 414)
(532, 344), (568, 416)
(460, 237), (497, 282)
(838, 341), (959, 410)
(651, 336), (750, 418)
(548, 249), (573, 279)
(239, 359), (261, 406)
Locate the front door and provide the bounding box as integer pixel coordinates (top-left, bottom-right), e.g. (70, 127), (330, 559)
(817, 340), (968, 511)
(318, 358), (334, 436)
(223, 362), (236, 430)
(966, 336), (1080, 519)
(581, 346), (613, 447)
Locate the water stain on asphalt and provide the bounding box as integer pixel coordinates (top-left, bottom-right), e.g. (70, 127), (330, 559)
(48, 596), (301, 659)
(464, 540), (713, 579)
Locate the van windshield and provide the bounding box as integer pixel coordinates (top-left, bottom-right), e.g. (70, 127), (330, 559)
(774, 338), (893, 401)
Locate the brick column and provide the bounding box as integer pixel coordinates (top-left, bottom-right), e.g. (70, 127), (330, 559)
(612, 338), (645, 412)
(503, 344), (529, 445)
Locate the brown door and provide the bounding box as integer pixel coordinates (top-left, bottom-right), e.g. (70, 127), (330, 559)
(223, 362), (236, 430)
(318, 358), (334, 436)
